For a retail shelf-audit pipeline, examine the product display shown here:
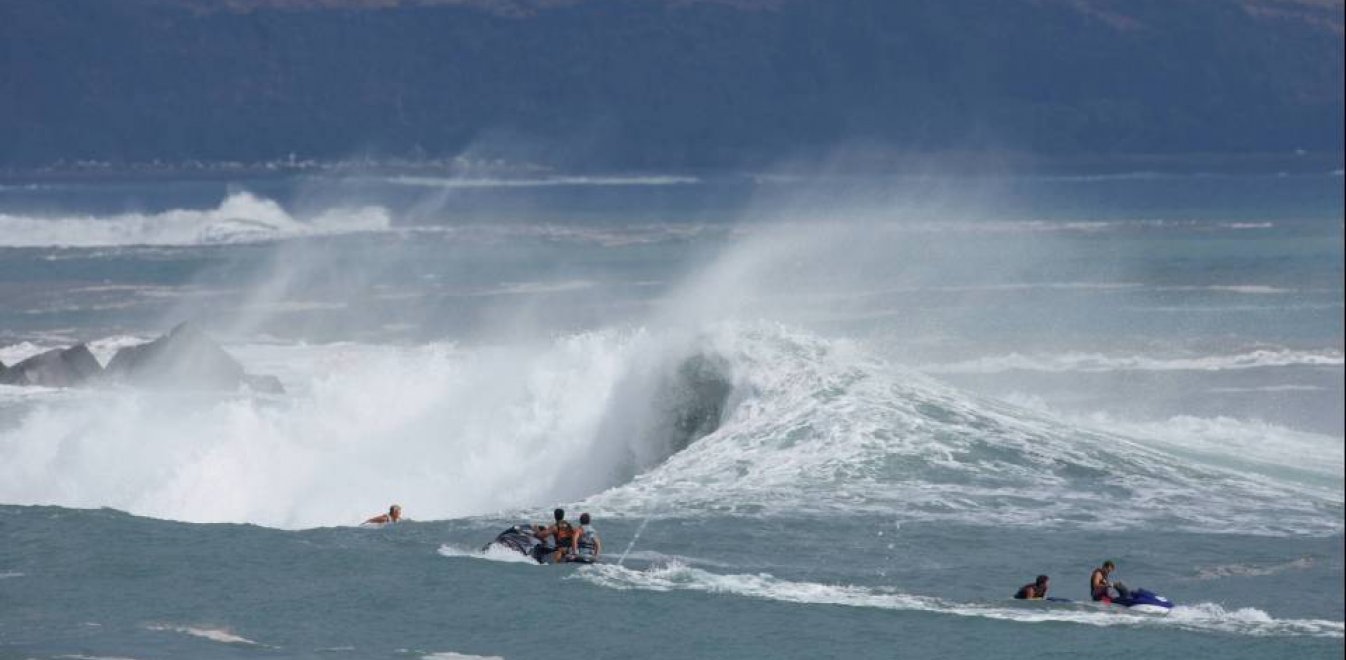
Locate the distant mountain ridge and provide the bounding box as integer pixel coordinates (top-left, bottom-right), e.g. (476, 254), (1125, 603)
(1, 0), (1341, 171)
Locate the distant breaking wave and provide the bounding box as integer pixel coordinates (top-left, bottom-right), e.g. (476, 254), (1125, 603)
(0, 192), (389, 247)
(145, 624), (261, 646)
(384, 174), (700, 188)
(922, 348), (1344, 374)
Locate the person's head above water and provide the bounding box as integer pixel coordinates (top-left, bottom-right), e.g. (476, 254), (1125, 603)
(1035, 575), (1049, 587)
(554, 508), (565, 522)
(580, 513), (591, 525)
(390, 504), (402, 519)
(1102, 560), (1115, 572)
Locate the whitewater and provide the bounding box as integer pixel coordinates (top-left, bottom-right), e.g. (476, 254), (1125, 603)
(0, 172), (1341, 659)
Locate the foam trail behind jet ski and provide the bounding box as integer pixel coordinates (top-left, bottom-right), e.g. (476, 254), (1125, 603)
(575, 562), (1346, 639)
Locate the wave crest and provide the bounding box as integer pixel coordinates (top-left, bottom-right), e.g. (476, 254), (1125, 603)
(0, 192), (389, 248)
(922, 348), (1344, 374)
(1, 324), (1338, 534)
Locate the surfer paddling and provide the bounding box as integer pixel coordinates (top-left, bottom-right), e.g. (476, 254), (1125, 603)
(1013, 575), (1050, 600)
(365, 504), (402, 525)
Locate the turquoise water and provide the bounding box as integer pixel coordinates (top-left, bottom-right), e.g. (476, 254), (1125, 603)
(0, 172), (1342, 659)
(3, 508), (1342, 659)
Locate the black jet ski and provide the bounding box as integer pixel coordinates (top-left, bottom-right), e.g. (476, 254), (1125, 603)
(483, 524), (552, 563)
(483, 524), (597, 564)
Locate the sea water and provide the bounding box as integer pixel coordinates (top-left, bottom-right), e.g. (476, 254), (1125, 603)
(0, 171), (1341, 659)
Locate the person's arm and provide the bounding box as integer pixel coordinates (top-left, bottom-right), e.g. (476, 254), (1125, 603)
(594, 536), (602, 560)
(570, 529), (580, 555)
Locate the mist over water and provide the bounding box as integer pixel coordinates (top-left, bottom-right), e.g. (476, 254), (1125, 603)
(0, 172), (1341, 658)
(1, 174), (1342, 522)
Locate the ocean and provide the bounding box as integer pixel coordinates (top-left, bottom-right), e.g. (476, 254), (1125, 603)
(0, 170), (1342, 659)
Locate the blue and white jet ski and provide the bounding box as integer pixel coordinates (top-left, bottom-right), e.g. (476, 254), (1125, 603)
(1109, 585), (1174, 614)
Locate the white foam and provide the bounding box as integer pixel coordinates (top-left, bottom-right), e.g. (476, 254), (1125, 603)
(145, 624), (260, 645)
(1064, 414), (1344, 483)
(0, 325), (1338, 534)
(419, 652), (505, 660)
(589, 326), (1340, 535)
(0, 341), (50, 365)
(1197, 284), (1288, 295)
(0, 570), (24, 579)
(1207, 384), (1325, 393)
(922, 348), (1344, 374)
(992, 398), (1344, 494)
(386, 174), (698, 188)
(436, 543), (541, 565)
(1192, 557), (1315, 580)
(483, 280), (597, 296)
(56, 655), (140, 660)
(0, 330), (675, 527)
(0, 192), (389, 247)
(577, 562), (1345, 638)
(1, 335), (162, 370)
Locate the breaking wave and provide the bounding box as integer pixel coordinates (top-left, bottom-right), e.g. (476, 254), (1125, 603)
(0, 324), (1339, 534)
(921, 348), (1344, 374)
(0, 192), (389, 247)
(385, 174), (700, 188)
(144, 624), (261, 646)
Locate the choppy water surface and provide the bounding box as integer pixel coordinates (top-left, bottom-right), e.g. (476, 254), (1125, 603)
(1, 172), (1342, 659)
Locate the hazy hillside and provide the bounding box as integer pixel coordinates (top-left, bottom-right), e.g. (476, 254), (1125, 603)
(1, 0), (1341, 171)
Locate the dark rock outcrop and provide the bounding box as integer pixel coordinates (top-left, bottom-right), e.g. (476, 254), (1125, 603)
(1, 323), (285, 394)
(104, 322), (247, 390)
(0, 345), (103, 388)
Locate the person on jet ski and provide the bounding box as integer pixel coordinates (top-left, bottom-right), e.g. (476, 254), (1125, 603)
(1013, 575), (1049, 600)
(540, 508), (576, 564)
(567, 512), (602, 563)
(1090, 560), (1130, 602)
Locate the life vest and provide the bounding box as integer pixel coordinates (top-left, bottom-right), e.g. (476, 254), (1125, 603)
(553, 520), (575, 547)
(575, 526), (598, 559)
(1090, 569), (1110, 602)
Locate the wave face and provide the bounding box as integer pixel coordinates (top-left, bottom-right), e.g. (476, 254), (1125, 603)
(0, 192), (389, 247)
(588, 326), (1342, 535)
(0, 324), (1338, 533)
(0, 328), (733, 528)
(922, 348), (1345, 374)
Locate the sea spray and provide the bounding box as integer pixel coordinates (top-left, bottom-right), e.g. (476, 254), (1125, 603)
(1, 324), (1339, 535)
